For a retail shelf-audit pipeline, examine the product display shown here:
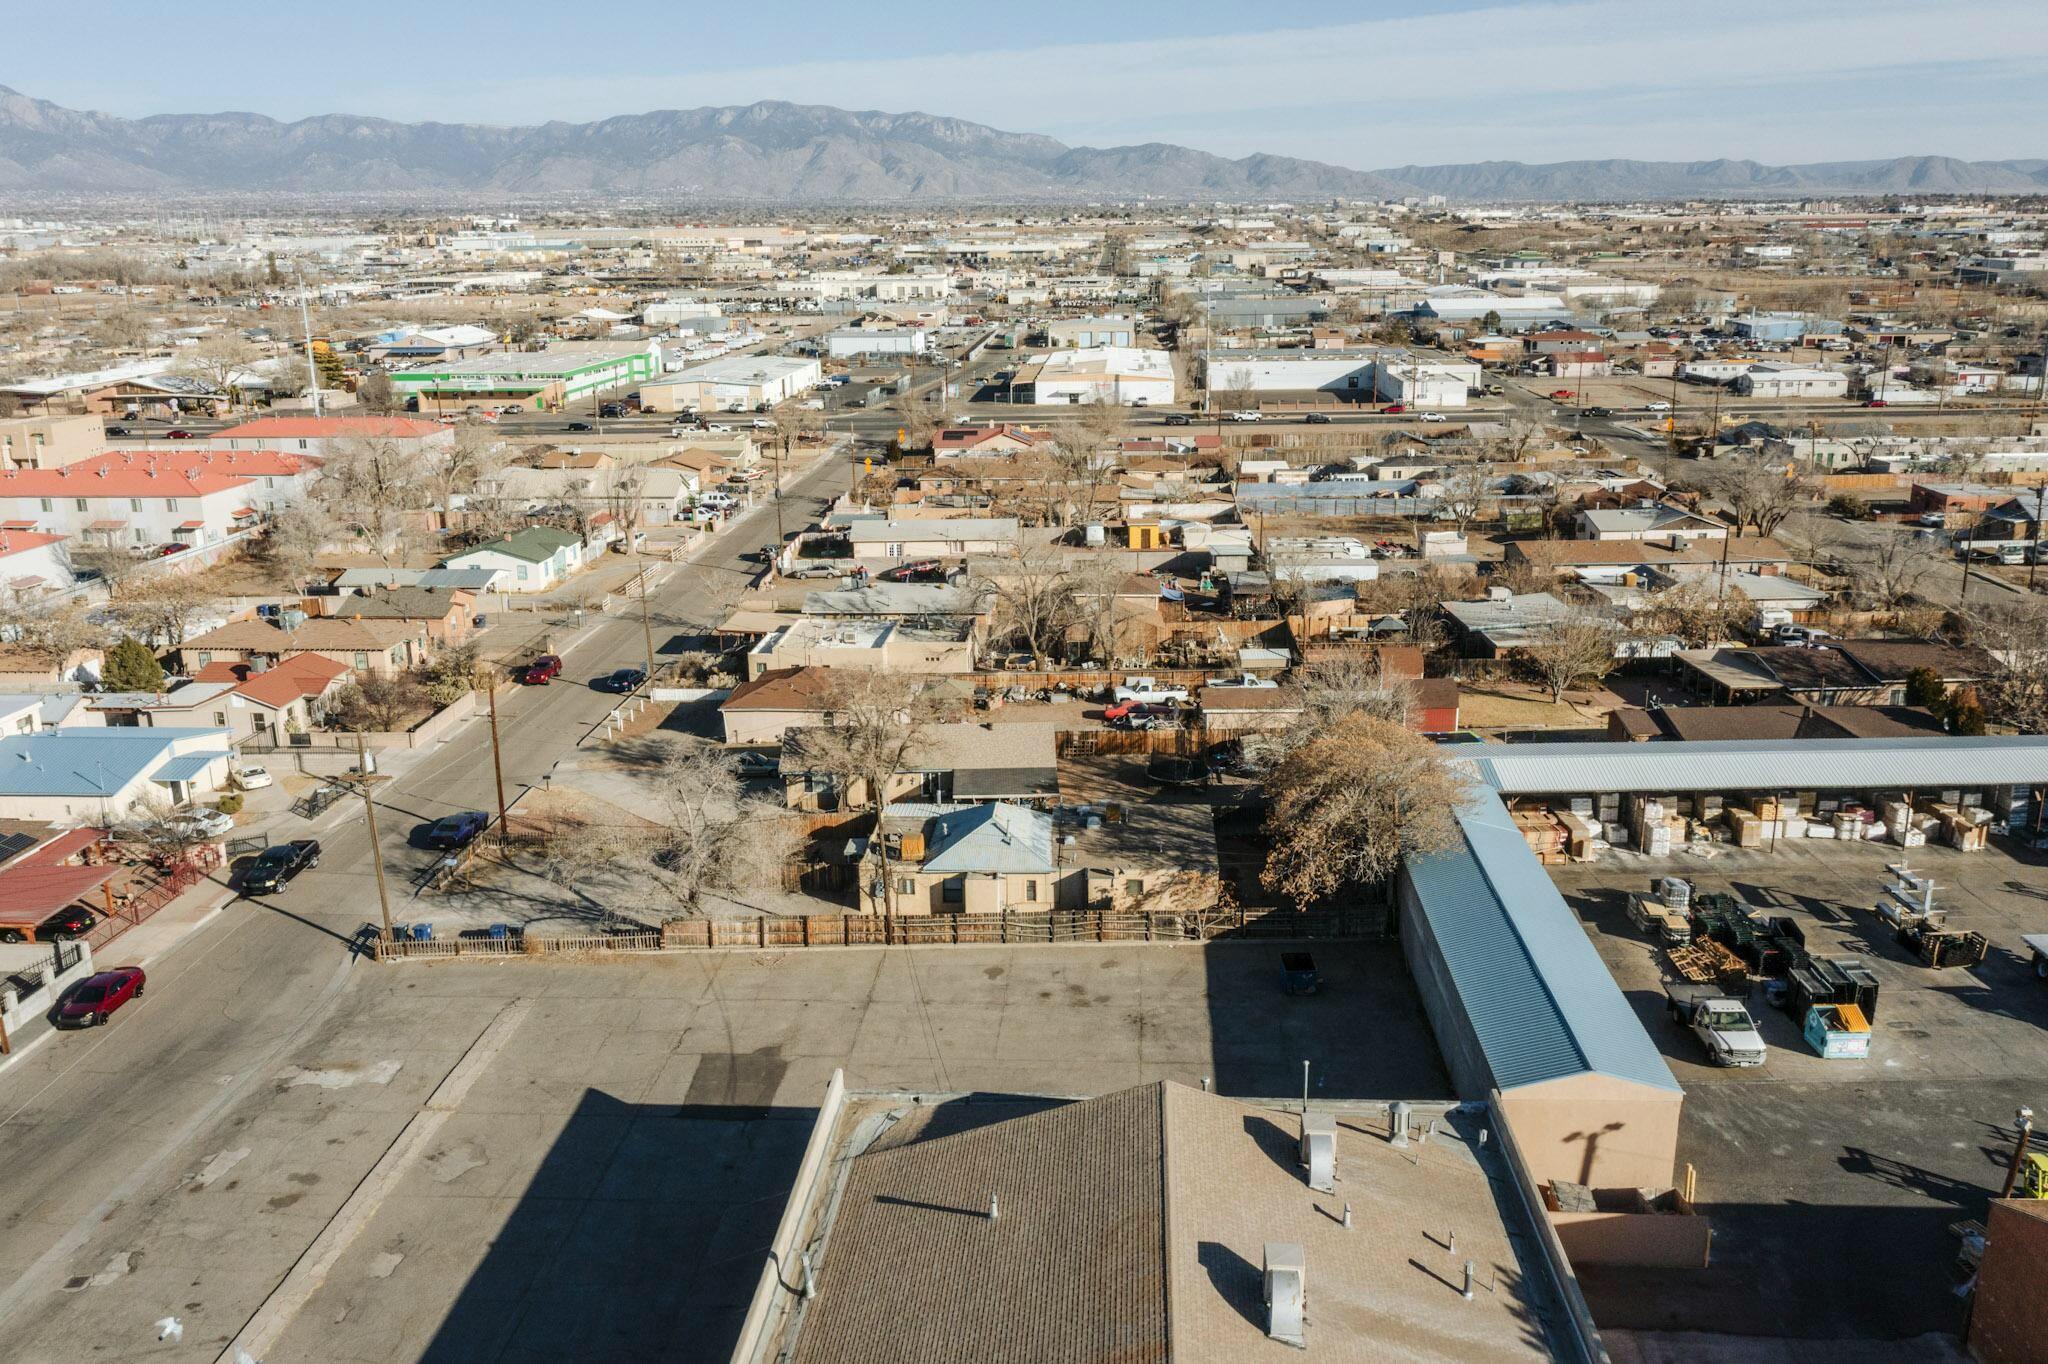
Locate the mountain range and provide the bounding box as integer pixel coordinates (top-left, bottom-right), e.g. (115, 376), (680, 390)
(2, 86), (2044, 202)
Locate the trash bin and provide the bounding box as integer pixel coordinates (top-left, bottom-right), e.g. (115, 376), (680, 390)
(488, 923), (511, 941)
(411, 923), (434, 942)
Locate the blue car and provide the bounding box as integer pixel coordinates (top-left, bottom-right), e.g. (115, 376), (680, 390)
(424, 811), (489, 850)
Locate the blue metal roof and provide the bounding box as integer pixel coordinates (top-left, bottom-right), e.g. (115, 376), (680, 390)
(1406, 790), (1681, 1094)
(151, 750), (230, 783)
(1465, 736), (2048, 796)
(0, 729), (231, 797)
(908, 802), (1058, 875)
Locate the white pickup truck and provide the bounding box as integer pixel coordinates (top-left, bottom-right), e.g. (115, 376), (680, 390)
(1112, 676), (1190, 706)
(1203, 673), (1280, 692)
(1666, 984), (1767, 1067)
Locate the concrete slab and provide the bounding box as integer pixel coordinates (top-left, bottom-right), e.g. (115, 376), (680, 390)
(1551, 835), (2048, 1346)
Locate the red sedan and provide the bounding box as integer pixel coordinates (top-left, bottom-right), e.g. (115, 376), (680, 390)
(54, 967), (146, 1028)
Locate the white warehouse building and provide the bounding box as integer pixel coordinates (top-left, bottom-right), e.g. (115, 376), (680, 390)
(1013, 347), (1176, 406)
(639, 355), (822, 414)
(825, 327), (930, 359)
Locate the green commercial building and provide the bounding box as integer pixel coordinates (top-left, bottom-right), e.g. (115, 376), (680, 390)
(390, 342), (662, 412)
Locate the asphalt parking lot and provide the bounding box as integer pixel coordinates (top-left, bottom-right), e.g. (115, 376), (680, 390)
(2, 940), (1447, 1363)
(1549, 835), (2048, 1349)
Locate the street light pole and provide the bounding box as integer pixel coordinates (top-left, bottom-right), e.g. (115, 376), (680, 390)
(354, 731), (394, 944)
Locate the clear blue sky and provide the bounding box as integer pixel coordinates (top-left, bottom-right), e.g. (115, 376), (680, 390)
(8, 0), (2043, 167)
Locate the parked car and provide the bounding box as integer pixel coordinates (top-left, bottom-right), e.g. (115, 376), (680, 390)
(1303, 411), (1331, 424)
(54, 967), (146, 1028)
(1228, 410), (1262, 422)
(167, 808), (235, 841)
(734, 751), (780, 778)
(106, 424), (131, 437)
(423, 811), (489, 850)
(1583, 406), (1613, 417)
(232, 763), (274, 790)
(595, 666), (647, 692)
(1645, 400), (1672, 412)
(241, 839), (320, 895)
(1162, 412), (1192, 426)
(566, 421), (594, 432)
(1381, 403), (1407, 414)
(1547, 391), (1575, 402)
(1112, 676), (1190, 706)
(522, 654), (563, 685)
(157, 543), (191, 558)
(164, 428), (193, 439)
(1107, 703), (1178, 731)
(35, 906), (98, 941)
(705, 422), (734, 433)
(1863, 398), (1889, 408)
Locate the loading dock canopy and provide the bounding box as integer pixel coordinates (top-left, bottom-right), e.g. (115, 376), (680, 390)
(1462, 736), (2048, 797)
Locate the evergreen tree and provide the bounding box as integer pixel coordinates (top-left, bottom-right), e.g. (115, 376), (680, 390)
(102, 637), (165, 692)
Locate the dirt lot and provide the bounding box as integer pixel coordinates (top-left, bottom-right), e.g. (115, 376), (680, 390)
(1547, 835), (2048, 1351)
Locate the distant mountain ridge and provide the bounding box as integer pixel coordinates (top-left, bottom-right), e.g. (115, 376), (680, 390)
(1, 86), (2043, 201)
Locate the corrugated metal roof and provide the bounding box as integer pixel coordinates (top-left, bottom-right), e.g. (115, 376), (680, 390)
(151, 750), (229, 783)
(0, 729), (230, 797)
(1466, 736), (2048, 796)
(1406, 790), (1681, 1094)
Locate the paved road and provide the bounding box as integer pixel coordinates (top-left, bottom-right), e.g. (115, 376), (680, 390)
(0, 445), (849, 1356)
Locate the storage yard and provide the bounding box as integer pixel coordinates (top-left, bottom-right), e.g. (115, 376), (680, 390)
(1549, 835), (2048, 1345)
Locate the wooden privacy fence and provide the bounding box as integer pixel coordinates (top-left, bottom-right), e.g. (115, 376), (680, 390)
(373, 907), (1380, 964)
(373, 929), (662, 962)
(666, 907), (1382, 948)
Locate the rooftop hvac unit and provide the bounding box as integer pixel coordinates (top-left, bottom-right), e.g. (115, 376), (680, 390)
(1263, 1243), (1306, 1347)
(1299, 1111), (1337, 1193)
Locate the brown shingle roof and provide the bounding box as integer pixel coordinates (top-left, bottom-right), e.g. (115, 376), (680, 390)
(721, 665), (837, 711)
(788, 1084), (1168, 1364)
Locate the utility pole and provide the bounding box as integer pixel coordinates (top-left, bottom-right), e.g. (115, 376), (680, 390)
(481, 670), (510, 851)
(353, 731), (394, 944)
(639, 565), (657, 683)
(1998, 1106), (2035, 1199)
(2029, 482), (2045, 593)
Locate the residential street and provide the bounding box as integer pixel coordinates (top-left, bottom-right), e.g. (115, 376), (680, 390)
(0, 446), (849, 1359)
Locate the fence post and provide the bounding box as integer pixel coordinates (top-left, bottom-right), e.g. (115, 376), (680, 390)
(758, 917), (766, 948)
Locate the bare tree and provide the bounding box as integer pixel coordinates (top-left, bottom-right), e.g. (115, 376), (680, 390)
(1261, 712), (1466, 904)
(1967, 601), (2048, 734)
(972, 540), (1079, 667)
(329, 673), (426, 732)
(1436, 464), (1493, 535)
(1211, 363), (1257, 417)
(1711, 452), (1803, 538)
(316, 437), (432, 563)
(1071, 557), (1139, 667)
(1630, 580), (1747, 649)
(107, 572), (219, 649)
(262, 502), (337, 589)
(785, 673), (948, 912)
(175, 333), (260, 411)
(1838, 529), (1945, 612)
(1291, 655), (1417, 736)
(1523, 617), (1623, 703)
(356, 372), (399, 414)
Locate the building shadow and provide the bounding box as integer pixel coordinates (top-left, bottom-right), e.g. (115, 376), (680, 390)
(1202, 939), (1455, 1100)
(418, 1089), (820, 1364)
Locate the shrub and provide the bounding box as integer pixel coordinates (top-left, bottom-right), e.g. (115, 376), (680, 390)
(215, 792), (244, 815)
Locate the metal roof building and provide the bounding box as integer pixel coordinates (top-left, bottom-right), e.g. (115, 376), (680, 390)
(1463, 736), (2048, 797)
(1399, 788), (1683, 1190)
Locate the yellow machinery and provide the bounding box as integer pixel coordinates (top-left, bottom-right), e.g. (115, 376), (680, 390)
(2017, 1152), (2048, 1200)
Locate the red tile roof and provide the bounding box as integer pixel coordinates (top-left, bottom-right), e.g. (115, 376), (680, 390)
(194, 651), (351, 706)
(0, 530), (66, 556)
(0, 448), (313, 499)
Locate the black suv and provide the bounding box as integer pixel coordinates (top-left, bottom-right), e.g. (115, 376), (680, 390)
(242, 839), (320, 895)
